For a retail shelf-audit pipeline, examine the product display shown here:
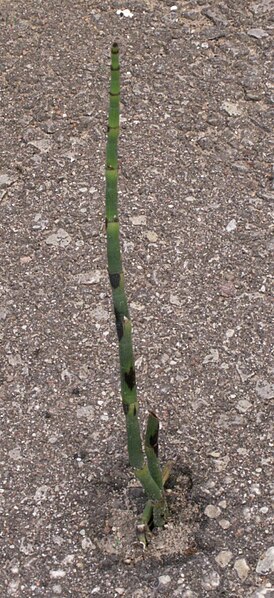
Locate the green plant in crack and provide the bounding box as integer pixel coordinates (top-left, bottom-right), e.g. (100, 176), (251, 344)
(105, 43), (171, 545)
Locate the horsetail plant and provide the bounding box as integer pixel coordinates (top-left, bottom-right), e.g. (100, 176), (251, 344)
(105, 43), (171, 545)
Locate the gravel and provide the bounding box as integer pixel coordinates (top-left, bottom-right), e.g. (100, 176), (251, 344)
(0, 0), (273, 596)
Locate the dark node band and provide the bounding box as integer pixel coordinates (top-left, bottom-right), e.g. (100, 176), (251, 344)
(109, 272), (120, 289)
(122, 402), (129, 416)
(114, 308), (123, 341)
(124, 367), (136, 390)
(148, 431), (159, 457)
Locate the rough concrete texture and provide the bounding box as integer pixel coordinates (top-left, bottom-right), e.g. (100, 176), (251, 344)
(0, 1), (273, 596)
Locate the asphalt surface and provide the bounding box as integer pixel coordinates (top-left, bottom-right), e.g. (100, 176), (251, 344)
(0, 1), (273, 597)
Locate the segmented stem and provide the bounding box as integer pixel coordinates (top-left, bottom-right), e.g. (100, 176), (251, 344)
(105, 43), (168, 532)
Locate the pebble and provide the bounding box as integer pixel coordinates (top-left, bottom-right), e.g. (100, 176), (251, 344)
(234, 557), (250, 581)
(34, 485), (49, 501)
(181, 592), (198, 598)
(222, 102), (242, 117)
(204, 505), (221, 519)
(247, 28), (268, 39)
(116, 9), (133, 18)
(215, 550), (233, 568)
(0, 173), (17, 187)
(8, 579), (20, 594)
(145, 230), (158, 242)
(214, 455), (230, 472)
(256, 380), (274, 400)
(29, 138), (52, 152)
(81, 537), (95, 550)
(208, 451), (221, 458)
(256, 546), (274, 575)
(170, 294), (181, 306)
(202, 570), (220, 590)
(226, 218), (237, 232)
(0, 307), (8, 320)
(77, 270), (102, 285)
(252, 587), (274, 598)
(9, 447), (22, 461)
(218, 519), (231, 529)
(76, 405), (94, 421)
(203, 348), (219, 364)
(52, 586), (62, 595)
(158, 575), (171, 586)
(236, 399), (252, 413)
(250, 483), (261, 496)
(45, 228), (72, 248)
(50, 570), (66, 579)
(91, 306), (108, 321)
(130, 215), (146, 226)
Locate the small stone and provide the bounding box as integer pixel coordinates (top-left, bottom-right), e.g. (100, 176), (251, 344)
(256, 380), (274, 400)
(116, 9), (133, 18)
(45, 228), (72, 248)
(52, 586), (62, 595)
(215, 550), (233, 568)
(205, 505), (221, 519)
(183, 195), (198, 202)
(226, 218), (237, 232)
(236, 399), (252, 413)
(0, 173), (17, 187)
(202, 570), (220, 590)
(145, 230), (158, 242)
(34, 485), (49, 501)
(208, 451), (221, 458)
(90, 306), (108, 321)
(181, 592), (198, 598)
(203, 349), (219, 364)
(77, 270), (102, 285)
(218, 500), (227, 509)
(114, 588), (125, 595)
(219, 281), (235, 297)
(222, 102), (242, 117)
(81, 537), (95, 550)
(252, 587), (274, 598)
(29, 138), (52, 152)
(9, 447), (22, 461)
(170, 294), (181, 306)
(250, 483), (261, 496)
(247, 28), (268, 39)
(19, 539), (34, 555)
(234, 558), (250, 581)
(76, 405), (94, 421)
(0, 307), (8, 320)
(8, 353), (22, 366)
(8, 579), (20, 593)
(250, 0), (272, 15)
(256, 546), (274, 575)
(62, 554), (75, 565)
(130, 215), (146, 226)
(50, 570), (66, 579)
(20, 255), (32, 264)
(158, 575), (171, 586)
(219, 519), (231, 529)
(214, 455), (230, 471)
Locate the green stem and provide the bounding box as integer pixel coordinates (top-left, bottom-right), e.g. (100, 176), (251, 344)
(145, 412), (163, 489)
(105, 42), (168, 530)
